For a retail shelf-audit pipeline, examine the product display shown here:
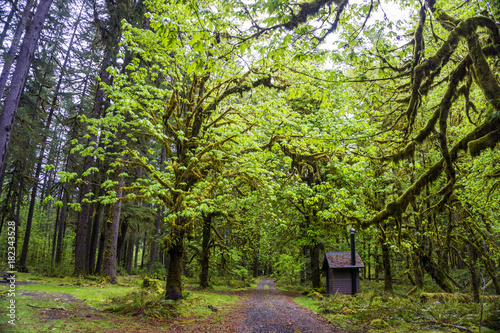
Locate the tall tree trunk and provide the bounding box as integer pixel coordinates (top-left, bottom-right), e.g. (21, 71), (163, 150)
(102, 173), (125, 283)
(413, 252), (424, 288)
(56, 56), (92, 265)
(95, 208), (109, 275)
(0, 0), (32, 99)
(134, 237), (139, 269)
(253, 242), (260, 278)
(367, 243), (371, 280)
(74, 0), (130, 275)
(310, 242), (322, 289)
(40, 127), (64, 209)
(18, 13), (69, 264)
(413, 213), (425, 288)
(50, 199), (61, 270)
(300, 246), (307, 284)
(73, 54), (111, 275)
(140, 233), (147, 269)
(382, 241), (393, 292)
(0, 151), (8, 200)
(88, 201), (103, 274)
(14, 162), (26, 260)
(121, 240), (127, 271)
(165, 224), (185, 300)
(148, 148), (165, 272)
(374, 245), (380, 281)
(54, 185), (68, 265)
(117, 217), (128, 265)
(126, 237), (134, 274)
(19, 124), (56, 266)
(148, 210), (162, 271)
(0, 0), (19, 47)
(0, 0), (53, 172)
(199, 212), (213, 288)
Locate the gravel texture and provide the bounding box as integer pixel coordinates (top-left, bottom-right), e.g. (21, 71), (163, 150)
(233, 278), (345, 333)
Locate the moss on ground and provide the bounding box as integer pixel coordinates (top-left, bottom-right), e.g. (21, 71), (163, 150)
(292, 279), (499, 332)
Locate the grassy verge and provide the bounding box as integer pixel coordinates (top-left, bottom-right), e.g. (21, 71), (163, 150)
(0, 274), (242, 333)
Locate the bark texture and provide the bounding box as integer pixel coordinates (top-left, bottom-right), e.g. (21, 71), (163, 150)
(0, 0), (53, 172)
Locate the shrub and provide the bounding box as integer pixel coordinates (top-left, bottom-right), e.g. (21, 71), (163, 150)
(106, 290), (177, 318)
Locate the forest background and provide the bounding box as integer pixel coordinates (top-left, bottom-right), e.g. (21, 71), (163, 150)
(0, 0), (499, 321)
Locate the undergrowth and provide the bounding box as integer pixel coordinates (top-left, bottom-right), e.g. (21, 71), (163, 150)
(104, 276), (242, 319)
(291, 279), (500, 332)
(106, 290), (178, 318)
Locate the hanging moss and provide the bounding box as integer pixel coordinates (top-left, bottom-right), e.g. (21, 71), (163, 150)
(368, 9), (500, 227)
(468, 130), (500, 157)
(380, 141), (415, 163)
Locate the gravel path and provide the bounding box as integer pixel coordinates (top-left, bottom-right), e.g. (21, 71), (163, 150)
(234, 278), (345, 333)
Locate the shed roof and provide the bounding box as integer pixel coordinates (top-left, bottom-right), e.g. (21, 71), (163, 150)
(323, 251), (365, 269)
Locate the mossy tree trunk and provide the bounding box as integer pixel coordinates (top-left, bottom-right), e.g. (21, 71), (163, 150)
(95, 209), (108, 275)
(103, 172), (125, 283)
(88, 201), (104, 275)
(381, 240), (393, 292)
(117, 217), (129, 265)
(310, 242), (323, 289)
(300, 246), (307, 284)
(200, 212), (213, 288)
(165, 224), (185, 300)
(420, 251), (457, 293)
(253, 254), (259, 278)
(101, 126), (131, 281)
(413, 253), (425, 289)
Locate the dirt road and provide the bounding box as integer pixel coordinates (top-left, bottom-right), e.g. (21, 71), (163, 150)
(232, 278), (344, 333)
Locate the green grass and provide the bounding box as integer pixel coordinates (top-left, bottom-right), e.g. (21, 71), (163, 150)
(19, 281), (139, 308)
(3, 273), (140, 308)
(0, 273), (243, 333)
(177, 290), (240, 316)
(0, 274), (143, 332)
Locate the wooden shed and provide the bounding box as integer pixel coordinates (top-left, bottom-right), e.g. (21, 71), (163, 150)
(322, 251), (364, 295)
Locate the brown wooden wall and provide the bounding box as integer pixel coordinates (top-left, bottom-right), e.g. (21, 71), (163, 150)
(326, 268), (360, 294)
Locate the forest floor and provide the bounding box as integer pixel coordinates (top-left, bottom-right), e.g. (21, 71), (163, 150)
(1, 273), (497, 332)
(0, 275), (351, 333)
